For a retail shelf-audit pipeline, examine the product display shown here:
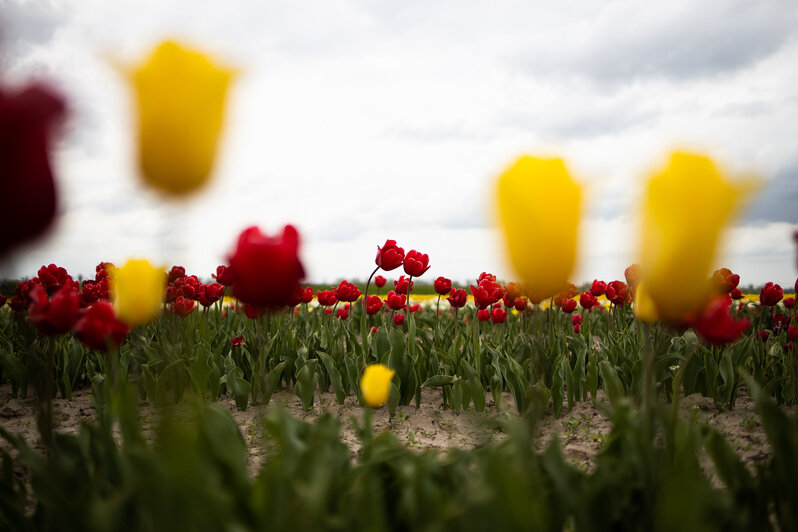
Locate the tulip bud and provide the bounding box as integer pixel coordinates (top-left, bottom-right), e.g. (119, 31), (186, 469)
(109, 259), (166, 327)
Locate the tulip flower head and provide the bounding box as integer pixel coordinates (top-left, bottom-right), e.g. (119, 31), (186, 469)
(28, 284), (80, 336)
(403, 250), (431, 277)
(335, 280), (361, 303)
(491, 307), (507, 324)
(110, 259), (166, 327)
(393, 276), (414, 295)
(317, 290), (337, 307)
(693, 295), (749, 346)
(639, 152), (756, 324)
(75, 301), (129, 351)
(447, 288), (468, 309)
(374, 275), (386, 288)
(393, 313), (405, 326)
(496, 156), (582, 302)
(128, 41), (235, 195)
(360, 364), (395, 408)
(375, 240), (404, 271)
(366, 295), (384, 315)
(760, 282), (783, 307)
(560, 298), (577, 313)
(434, 276), (452, 296)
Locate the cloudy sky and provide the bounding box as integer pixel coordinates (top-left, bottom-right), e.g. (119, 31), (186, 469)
(1, 0), (797, 287)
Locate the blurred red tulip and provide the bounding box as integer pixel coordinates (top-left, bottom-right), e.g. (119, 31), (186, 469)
(375, 239), (404, 271)
(244, 303), (266, 319)
(579, 291), (597, 310)
(711, 268), (740, 294)
(590, 279), (606, 297)
(606, 280), (631, 307)
(199, 283), (224, 307)
(300, 287), (314, 304)
(168, 265), (186, 283)
(370, 326), (380, 334)
(624, 264), (641, 288)
(335, 280), (361, 303)
(491, 307), (507, 324)
(513, 296), (528, 311)
(731, 288), (743, 300)
(28, 284), (80, 336)
(477, 309), (490, 321)
(693, 295), (749, 346)
(38, 264), (72, 295)
(374, 275), (386, 288)
(317, 290), (337, 306)
(212, 265), (235, 286)
(366, 295), (383, 315)
(337, 304), (350, 320)
(561, 299), (577, 313)
(434, 276), (452, 295)
(783, 297), (795, 309)
(229, 225), (304, 308)
(760, 282), (783, 306)
(394, 275), (414, 295)
(757, 330), (769, 342)
(572, 314), (583, 326)
(231, 336), (243, 346)
(171, 295), (195, 317)
(447, 288), (468, 309)
(393, 314), (405, 326)
(788, 325), (798, 342)
(74, 301), (129, 351)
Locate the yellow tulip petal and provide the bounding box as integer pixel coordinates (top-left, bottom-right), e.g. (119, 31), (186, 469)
(110, 259), (166, 327)
(639, 152), (756, 323)
(496, 156), (582, 300)
(132, 41), (234, 195)
(360, 364), (395, 408)
(632, 282), (659, 323)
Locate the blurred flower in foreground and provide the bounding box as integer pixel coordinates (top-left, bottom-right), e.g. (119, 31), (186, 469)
(128, 41), (234, 195)
(0, 83), (66, 257)
(75, 301), (129, 351)
(496, 156), (582, 302)
(110, 259), (166, 327)
(639, 152), (756, 324)
(693, 295), (749, 346)
(228, 225), (305, 308)
(361, 364), (395, 408)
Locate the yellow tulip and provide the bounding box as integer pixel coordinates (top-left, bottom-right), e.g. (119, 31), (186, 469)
(639, 152), (755, 323)
(496, 156), (582, 301)
(130, 41), (234, 195)
(110, 259), (166, 327)
(360, 364), (395, 408)
(632, 282), (659, 323)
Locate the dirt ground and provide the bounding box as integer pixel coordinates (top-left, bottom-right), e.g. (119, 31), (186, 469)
(0, 382), (781, 478)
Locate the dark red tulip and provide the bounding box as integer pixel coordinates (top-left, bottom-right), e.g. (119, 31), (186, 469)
(756, 330), (769, 342)
(606, 280), (631, 307)
(0, 83), (66, 257)
(229, 225), (305, 308)
(477, 309), (490, 322)
(300, 287), (313, 304)
(579, 292), (598, 311)
(393, 275), (414, 295)
(28, 284), (79, 336)
(38, 264), (72, 295)
(74, 301), (128, 351)
(370, 326), (380, 334)
(375, 239), (404, 271)
(385, 290), (406, 311)
(491, 307), (507, 324)
(212, 265), (235, 286)
(731, 288), (743, 300)
(572, 314), (583, 326)
(788, 325), (798, 342)
(783, 297), (795, 309)
(231, 336), (244, 347)
(403, 249), (430, 277)
(711, 268), (740, 294)
(410, 304), (422, 314)
(470, 279), (503, 309)
(337, 304), (350, 320)
(560, 299), (577, 313)
(317, 290), (337, 307)
(574, 324), (581, 334)
(0, 294), (6, 307)
(693, 295), (749, 346)
(366, 295), (383, 315)
(168, 265), (186, 283)
(513, 297), (528, 312)
(199, 283), (224, 307)
(447, 288), (468, 309)
(434, 276), (452, 296)
(393, 314), (405, 326)
(324, 308), (332, 315)
(590, 280), (606, 297)
(478, 272), (496, 283)
(243, 303), (266, 319)
(171, 296), (195, 317)
(335, 280), (361, 303)
(760, 282), (783, 306)
(374, 275), (386, 288)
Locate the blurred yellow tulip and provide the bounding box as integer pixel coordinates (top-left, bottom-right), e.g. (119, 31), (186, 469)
(632, 282), (659, 323)
(639, 152), (756, 323)
(360, 364), (395, 408)
(496, 156), (582, 302)
(130, 41), (234, 195)
(110, 259), (166, 327)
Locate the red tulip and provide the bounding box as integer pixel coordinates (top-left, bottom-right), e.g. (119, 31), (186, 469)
(434, 276), (452, 295)
(74, 301), (129, 351)
(243, 303), (266, 319)
(393, 314), (405, 326)
(573, 324), (581, 334)
(410, 304), (422, 313)
(788, 325), (798, 342)
(212, 265), (235, 286)
(171, 296), (195, 317)
(366, 295), (383, 315)
(579, 291), (597, 310)
(231, 336), (244, 346)
(711, 268), (740, 294)
(335, 280), (361, 303)
(572, 314), (583, 326)
(693, 295), (750, 346)
(324, 308), (332, 315)
(300, 287), (314, 304)
(228, 225), (305, 308)
(756, 330), (769, 342)
(38, 264), (72, 295)
(560, 298), (577, 313)
(385, 290), (406, 311)
(393, 275), (414, 295)
(760, 282), (783, 306)
(374, 275), (386, 288)
(370, 326), (380, 334)
(337, 304), (350, 320)
(375, 239), (404, 271)
(403, 249), (430, 277)
(477, 309), (490, 321)
(731, 288), (743, 300)
(28, 284), (80, 336)
(491, 307), (507, 324)
(0, 294), (6, 307)
(590, 280), (606, 297)
(783, 297), (795, 309)
(447, 288), (468, 309)
(606, 280), (631, 307)
(514, 297), (528, 311)
(0, 83), (66, 257)
(317, 290), (337, 307)
(478, 272), (497, 283)
(168, 265), (186, 283)
(470, 279), (504, 309)
(199, 283), (224, 307)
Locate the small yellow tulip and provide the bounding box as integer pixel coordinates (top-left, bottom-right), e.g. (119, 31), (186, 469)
(639, 152), (756, 323)
(130, 41), (235, 195)
(496, 156), (582, 302)
(110, 259), (166, 327)
(360, 364), (395, 408)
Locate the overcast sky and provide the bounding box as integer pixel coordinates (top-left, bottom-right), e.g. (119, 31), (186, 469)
(1, 0), (797, 287)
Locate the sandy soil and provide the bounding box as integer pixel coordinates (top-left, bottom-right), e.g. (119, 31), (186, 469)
(0, 382), (780, 478)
